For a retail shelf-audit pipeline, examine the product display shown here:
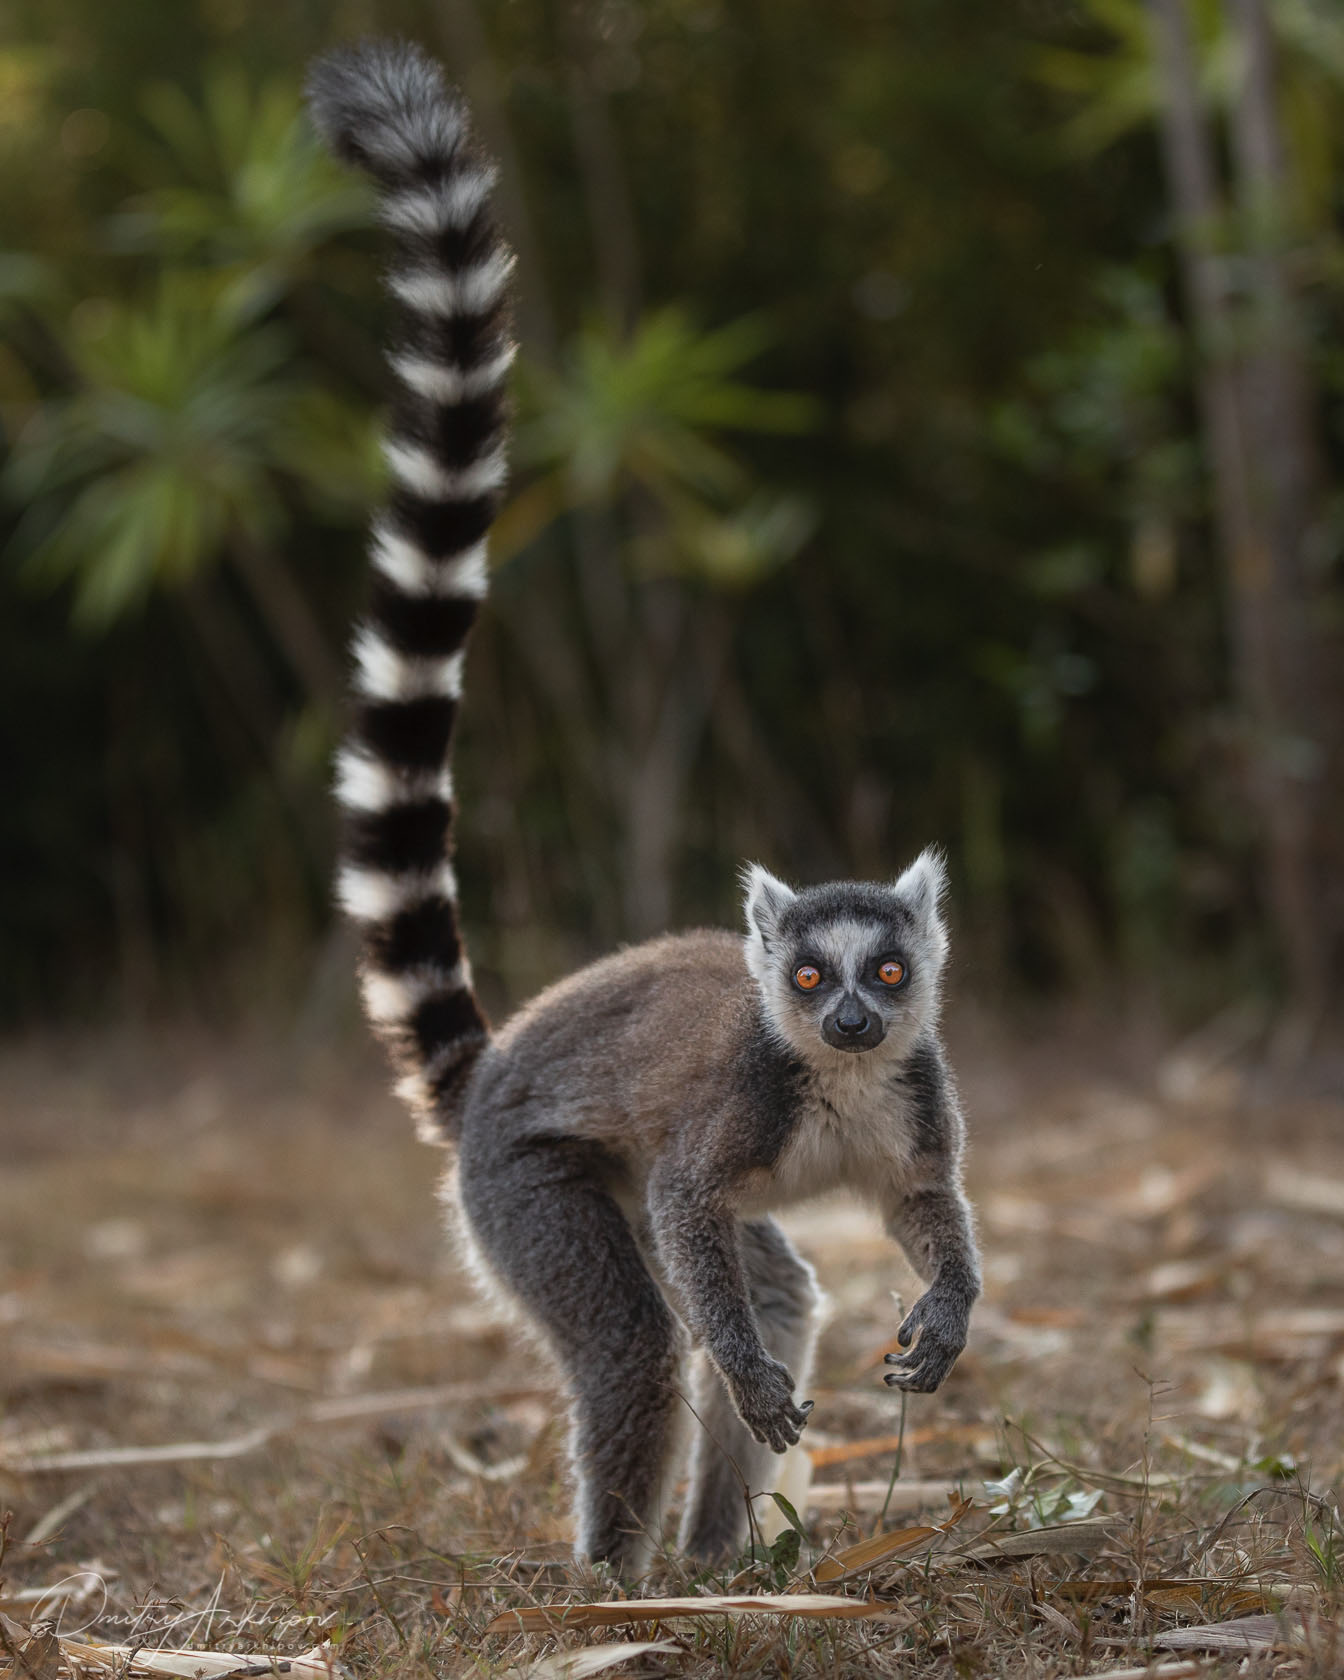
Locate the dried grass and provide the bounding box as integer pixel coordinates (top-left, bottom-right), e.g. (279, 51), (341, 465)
(1, 1023), (1342, 1677)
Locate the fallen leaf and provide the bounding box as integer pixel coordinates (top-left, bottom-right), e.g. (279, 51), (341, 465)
(1267, 1166), (1344, 1220)
(520, 1640), (682, 1679)
(962, 1517), (1114, 1560)
(1128, 1260), (1223, 1305)
(1143, 1582), (1277, 1616)
(1086, 1664), (1203, 1680)
(56, 1637), (348, 1678)
(485, 1594), (890, 1634)
(1050, 1579), (1279, 1616)
(814, 1524), (938, 1583)
(814, 1498), (973, 1583)
(1151, 1612), (1304, 1652)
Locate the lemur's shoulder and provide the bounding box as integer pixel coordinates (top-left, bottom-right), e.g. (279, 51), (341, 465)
(492, 927), (751, 1047)
(467, 927), (799, 1150)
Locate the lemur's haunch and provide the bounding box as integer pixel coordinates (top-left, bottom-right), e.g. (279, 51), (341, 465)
(307, 39), (981, 1579)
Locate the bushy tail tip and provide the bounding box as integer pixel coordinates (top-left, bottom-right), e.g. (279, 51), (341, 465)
(304, 39), (466, 177)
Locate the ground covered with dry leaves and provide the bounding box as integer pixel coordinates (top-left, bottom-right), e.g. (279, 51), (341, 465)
(1, 1011), (1342, 1679)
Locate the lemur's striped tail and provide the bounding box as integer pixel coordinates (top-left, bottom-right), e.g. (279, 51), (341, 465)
(306, 41), (513, 1141)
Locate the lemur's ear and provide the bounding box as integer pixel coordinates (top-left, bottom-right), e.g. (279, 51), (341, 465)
(893, 847), (948, 928)
(741, 863), (797, 946)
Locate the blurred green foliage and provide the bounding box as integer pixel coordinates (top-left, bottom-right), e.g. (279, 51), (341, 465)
(1, 0), (1340, 1026)
(12, 282), (302, 623)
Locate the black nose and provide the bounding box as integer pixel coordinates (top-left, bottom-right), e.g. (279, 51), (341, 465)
(835, 1009), (871, 1036)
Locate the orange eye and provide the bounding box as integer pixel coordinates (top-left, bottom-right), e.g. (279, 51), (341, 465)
(878, 960), (905, 986)
(794, 965), (822, 991)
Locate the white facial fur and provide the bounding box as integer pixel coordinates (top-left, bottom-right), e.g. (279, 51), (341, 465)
(741, 850), (949, 1069)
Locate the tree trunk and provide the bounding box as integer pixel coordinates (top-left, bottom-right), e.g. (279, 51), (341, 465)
(1223, 0), (1331, 1028)
(1145, 0), (1331, 1024)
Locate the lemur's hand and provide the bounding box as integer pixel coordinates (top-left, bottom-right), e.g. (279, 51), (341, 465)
(883, 1288), (970, 1393)
(729, 1355), (814, 1453)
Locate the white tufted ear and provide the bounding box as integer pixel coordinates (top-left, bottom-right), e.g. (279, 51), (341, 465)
(741, 862), (797, 947)
(893, 846), (948, 928)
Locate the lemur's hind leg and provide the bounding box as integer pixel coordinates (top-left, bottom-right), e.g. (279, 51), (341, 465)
(678, 1217), (824, 1565)
(457, 1136), (686, 1578)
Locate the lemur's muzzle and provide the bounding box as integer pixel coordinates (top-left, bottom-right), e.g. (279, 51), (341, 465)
(822, 994), (886, 1053)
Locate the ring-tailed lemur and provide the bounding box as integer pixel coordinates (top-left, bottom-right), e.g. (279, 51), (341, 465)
(307, 40), (981, 1580)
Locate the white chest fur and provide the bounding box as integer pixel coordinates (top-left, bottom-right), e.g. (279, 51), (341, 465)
(756, 1053), (918, 1212)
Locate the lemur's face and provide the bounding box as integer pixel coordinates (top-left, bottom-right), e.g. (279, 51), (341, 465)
(742, 852), (949, 1063)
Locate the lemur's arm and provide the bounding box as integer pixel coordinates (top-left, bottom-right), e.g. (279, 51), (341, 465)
(882, 1044), (981, 1393)
(647, 1159), (812, 1453)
